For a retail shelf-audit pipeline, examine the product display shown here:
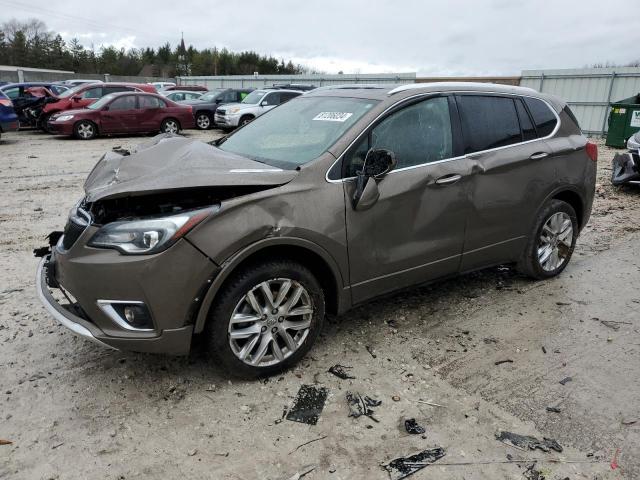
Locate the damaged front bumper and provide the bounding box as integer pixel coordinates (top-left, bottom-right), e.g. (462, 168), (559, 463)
(611, 151), (640, 186)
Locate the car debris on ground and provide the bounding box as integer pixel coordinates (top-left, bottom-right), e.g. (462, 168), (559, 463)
(285, 385), (328, 426)
(403, 418), (426, 435)
(328, 364), (355, 380)
(495, 431), (563, 453)
(346, 391), (382, 422)
(382, 447), (446, 479)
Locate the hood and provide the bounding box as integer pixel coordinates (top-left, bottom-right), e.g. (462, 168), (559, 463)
(83, 134), (298, 202)
(180, 98), (213, 106)
(53, 108), (95, 117)
(219, 102), (256, 111)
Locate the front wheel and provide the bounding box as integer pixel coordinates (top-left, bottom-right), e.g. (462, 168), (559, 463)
(195, 112), (212, 130)
(239, 115), (253, 127)
(74, 120), (97, 140)
(206, 259), (325, 378)
(518, 199), (578, 279)
(160, 118), (180, 134)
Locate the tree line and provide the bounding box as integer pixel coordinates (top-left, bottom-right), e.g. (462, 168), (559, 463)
(0, 18), (305, 77)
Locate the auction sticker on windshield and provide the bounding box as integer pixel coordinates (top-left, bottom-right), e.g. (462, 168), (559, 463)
(313, 112), (353, 122)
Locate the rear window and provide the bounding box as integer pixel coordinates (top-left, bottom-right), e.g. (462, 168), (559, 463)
(523, 97), (557, 137)
(515, 98), (537, 141)
(456, 95), (521, 154)
(562, 105), (580, 130)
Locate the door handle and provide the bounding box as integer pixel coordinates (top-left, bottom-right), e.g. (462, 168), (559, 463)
(435, 174), (462, 185)
(530, 152), (549, 160)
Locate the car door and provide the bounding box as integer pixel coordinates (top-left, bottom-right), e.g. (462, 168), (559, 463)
(342, 95), (474, 303)
(137, 95), (165, 131)
(455, 94), (557, 272)
(100, 95), (139, 133)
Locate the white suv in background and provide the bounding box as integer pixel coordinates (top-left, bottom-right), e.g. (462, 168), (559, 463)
(214, 88), (302, 129)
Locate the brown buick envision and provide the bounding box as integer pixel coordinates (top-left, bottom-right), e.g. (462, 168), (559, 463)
(36, 83), (596, 377)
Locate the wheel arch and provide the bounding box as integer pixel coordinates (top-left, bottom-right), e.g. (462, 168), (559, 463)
(550, 189), (585, 230)
(193, 238), (348, 334)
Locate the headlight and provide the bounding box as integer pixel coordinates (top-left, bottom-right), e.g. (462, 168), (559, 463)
(56, 115), (74, 121)
(627, 132), (640, 151)
(88, 208), (214, 255)
(228, 107), (241, 114)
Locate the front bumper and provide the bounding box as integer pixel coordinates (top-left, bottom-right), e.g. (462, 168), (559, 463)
(214, 112), (240, 127)
(611, 151), (640, 186)
(46, 120), (74, 135)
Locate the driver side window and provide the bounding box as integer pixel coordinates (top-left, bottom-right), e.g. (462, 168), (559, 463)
(344, 97), (453, 177)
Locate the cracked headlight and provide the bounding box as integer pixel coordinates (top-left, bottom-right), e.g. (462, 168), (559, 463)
(88, 208), (214, 255)
(56, 115), (74, 122)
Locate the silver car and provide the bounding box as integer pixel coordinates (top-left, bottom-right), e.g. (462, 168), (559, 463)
(214, 89), (302, 128)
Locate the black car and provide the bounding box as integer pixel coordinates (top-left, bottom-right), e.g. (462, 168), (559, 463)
(180, 88), (254, 130)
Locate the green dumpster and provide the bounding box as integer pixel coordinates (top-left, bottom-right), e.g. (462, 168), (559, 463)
(606, 94), (640, 148)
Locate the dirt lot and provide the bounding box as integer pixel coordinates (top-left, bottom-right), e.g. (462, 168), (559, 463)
(0, 129), (638, 480)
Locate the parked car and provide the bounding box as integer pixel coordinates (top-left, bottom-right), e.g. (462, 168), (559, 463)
(0, 90), (18, 140)
(149, 82), (176, 91)
(46, 92), (195, 139)
(163, 85), (208, 92)
(10, 86), (60, 127)
(181, 88), (254, 130)
(611, 130), (640, 186)
(0, 82), (69, 100)
(36, 83), (596, 377)
(61, 79), (104, 87)
(40, 82), (156, 131)
(160, 90), (204, 102)
(214, 88), (302, 129)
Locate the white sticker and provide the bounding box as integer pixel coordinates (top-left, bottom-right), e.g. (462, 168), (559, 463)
(630, 110), (640, 128)
(312, 111), (353, 122)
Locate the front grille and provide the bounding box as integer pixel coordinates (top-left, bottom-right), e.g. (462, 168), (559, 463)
(217, 109), (226, 115)
(60, 205), (91, 250)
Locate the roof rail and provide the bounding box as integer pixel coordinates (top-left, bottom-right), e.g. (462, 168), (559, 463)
(387, 82), (538, 95)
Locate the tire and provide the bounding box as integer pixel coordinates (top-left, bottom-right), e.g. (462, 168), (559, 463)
(40, 113), (52, 133)
(205, 259), (325, 378)
(160, 118), (180, 134)
(239, 115), (254, 127)
(73, 120), (97, 140)
(517, 199), (578, 280)
(195, 112), (212, 130)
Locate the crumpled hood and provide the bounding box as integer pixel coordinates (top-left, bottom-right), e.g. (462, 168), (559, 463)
(83, 134), (297, 202)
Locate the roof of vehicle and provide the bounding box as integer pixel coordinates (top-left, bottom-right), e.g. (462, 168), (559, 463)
(0, 82), (58, 89)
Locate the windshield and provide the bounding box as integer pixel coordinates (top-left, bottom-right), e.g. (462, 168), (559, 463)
(87, 94), (115, 110)
(58, 84), (90, 98)
(241, 90), (266, 104)
(199, 89), (225, 102)
(219, 96), (378, 169)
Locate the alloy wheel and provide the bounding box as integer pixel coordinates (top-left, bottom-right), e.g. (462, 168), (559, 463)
(537, 212), (573, 271)
(228, 278), (313, 367)
(163, 120), (179, 134)
(77, 122), (94, 139)
(196, 114), (210, 129)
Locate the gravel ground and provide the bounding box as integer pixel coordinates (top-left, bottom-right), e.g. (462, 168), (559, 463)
(0, 130), (638, 480)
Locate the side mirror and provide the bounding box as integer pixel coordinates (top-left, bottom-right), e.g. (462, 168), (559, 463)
(352, 149), (396, 209)
(71, 95), (81, 102)
(102, 105), (109, 111)
(215, 98), (222, 104)
(260, 100), (268, 107)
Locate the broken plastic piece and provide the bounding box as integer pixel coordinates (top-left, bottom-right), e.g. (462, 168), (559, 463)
(285, 385), (328, 426)
(559, 376), (572, 385)
(346, 391), (381, 422)
(611, 152), (640, 186)
(404, 418), (426, 435)
(328, 364), (355, 380)
(383, 447), (446, 480)
(546, 406), (561, 413)
(495, 431), (563, 453)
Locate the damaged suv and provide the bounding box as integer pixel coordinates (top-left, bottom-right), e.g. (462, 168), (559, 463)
(36, 83), (596, 377)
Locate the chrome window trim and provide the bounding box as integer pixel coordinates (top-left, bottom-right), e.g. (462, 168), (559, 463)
(324, 90), (561, 184)
(96, 299), (155, 332)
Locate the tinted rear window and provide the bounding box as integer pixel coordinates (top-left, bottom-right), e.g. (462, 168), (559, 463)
(523, 97), (557, 137)
(562, 105), (580, 130)
(456, 95), (521, 154)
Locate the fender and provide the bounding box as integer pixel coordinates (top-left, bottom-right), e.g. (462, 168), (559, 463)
(536, 184), (587, 231)
(192, 236), (349, 334)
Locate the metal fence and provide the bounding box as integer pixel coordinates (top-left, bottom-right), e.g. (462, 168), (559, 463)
(0, 66), (173, 84)
(520, 67), (640, 136)
(177, 72), (416, 90)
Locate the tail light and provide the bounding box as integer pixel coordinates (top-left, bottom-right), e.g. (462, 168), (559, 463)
(0, 98), (12, 107)
(586, 141), (598, 162)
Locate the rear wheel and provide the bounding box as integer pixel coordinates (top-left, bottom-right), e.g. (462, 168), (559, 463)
(195, 112), (212, 130)
(206, 259), (325, 378)
(74, 120), (97, 140)
(160, 118), (180, 134)
(518, 199), (578, 279)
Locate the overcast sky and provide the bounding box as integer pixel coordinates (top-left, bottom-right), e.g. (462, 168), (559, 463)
(2, 0), (638, 75)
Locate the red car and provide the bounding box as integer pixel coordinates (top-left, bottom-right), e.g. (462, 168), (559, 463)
(164, 85), (208, 92)
(41, 82), (156, 131)
(47, 92), (195, 139)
